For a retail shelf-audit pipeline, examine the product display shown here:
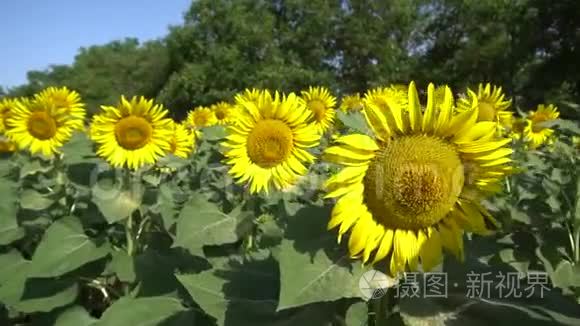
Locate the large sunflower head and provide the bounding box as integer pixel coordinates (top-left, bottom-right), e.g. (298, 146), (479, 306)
(211, 102), (237, 125)
(223, 90), (320, 193)
(339, 94), (364, 112)
(458, 83), (512, 128)
(187, 106), (217, 128)
(5, 94), (78, 157)
(324, 82), (513, 276)
(168, 121), (196, 158)
(523, 104), (559, 149)
(36, 86), (85, 130)
(301, 86), (337, 134)
(90, 96), (174, 170)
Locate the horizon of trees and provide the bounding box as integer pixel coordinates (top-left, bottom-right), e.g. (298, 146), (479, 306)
(3, 0), (579, 120)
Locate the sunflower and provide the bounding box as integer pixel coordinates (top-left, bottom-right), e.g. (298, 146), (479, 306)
(523, 104), (559, 149)
(458, 83), (512, 128)
(5, 93), (82, 157)
(0, 98), (18, 133)
(301, 86), (337, 134)
(187, 106), (217, 128)
(168, 121), (195, 158)
(324, 82), (513, 276)
(212, 102), (237, 125)
(339, 94), (364, 112)
(363, 86), (408, 114)
(90, 96), (174, 170)
(223, 90), (320, 193)
(37, 87), (86, 131)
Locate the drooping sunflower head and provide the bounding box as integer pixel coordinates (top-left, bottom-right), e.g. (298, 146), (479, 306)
(211, 102), (237, 125)
(90, 96), (174, 170)
(168, 121), (196, 158)
(339, 94), (364, 112)
(324, 82), (513, 276)
(36, 86), (86, 130)
(301, 86), (337, 134)
(523, 104), (559, 149)
(5, 95), (76, 157)
(187, 106), (217, 129)
(0, 98), (19, 133)
(458, 83), (512, 127)
(223, 90), (320, 193)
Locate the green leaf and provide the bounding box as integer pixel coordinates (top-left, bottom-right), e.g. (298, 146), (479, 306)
(55, 306), (97, 326)
(13, 278), (79, 313)
(20, 189), (55, 210)
(92, 176), (143, 224)
(109, 250), (136, 283)
(337, 111), (370, 135)
(173, 193), (238, 256)
(574, 177), (580, 228)
(61, 132), (98, 165)
(28, 217), (110, 278)
(551, 261), (580, 289)
(202, 125), (227, 141)
(275, 238), (367, 310)
(176, 254), (279, 326)
(94, 297), (185, 326)
(345, 301), (368, 325)
(276, 205), (367, 311)
(20, 159), (52, 177)
(0, 251), (31, 307)
(0, 163), (23, 245)
(177, 254), (341, 326)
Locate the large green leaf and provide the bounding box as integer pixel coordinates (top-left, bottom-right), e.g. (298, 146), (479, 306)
(94, 297), (185, 326)
(92, 175), (143, 224)
(176, 253), (340, 326)
(61, 132), (98, 165)
(0, 161), (23, 245)
(173, 193), (238, 256)
(28, 217), (110, 278)
(276, 205), (367, 311)
(20, 189), (55, 210)
(13, 278), (79, 313)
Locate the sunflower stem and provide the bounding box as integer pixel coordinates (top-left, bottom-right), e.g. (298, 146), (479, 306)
(126, 212), (135, 256)
(373, 288), (390, 326)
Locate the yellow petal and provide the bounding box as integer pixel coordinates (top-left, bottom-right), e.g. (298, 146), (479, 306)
(422, 83), (436, 133)
(372, 228), (394, 265)
(335, 134), (379, 152)
(419, 228), (442, 271)
(407, 81), (422, 131)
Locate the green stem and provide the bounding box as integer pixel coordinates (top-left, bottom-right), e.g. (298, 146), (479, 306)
(574, 228), (580, 264)
(126, 212), (134, 256)
(374, 290), (390, 326)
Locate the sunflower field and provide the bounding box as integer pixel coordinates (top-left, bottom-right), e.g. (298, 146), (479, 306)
(0, 80), (579, 326)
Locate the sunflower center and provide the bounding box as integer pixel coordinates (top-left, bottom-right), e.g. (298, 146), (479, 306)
(363, 135), (464, 230)
(478, 101), (496, 122)
(27, 111), (57, 140)
(195, 114), (209, 126)
(246, 119), (293, 168)
(531, 114), (549, 132)
(309, 100), (327, 121)
(215, 110), (226, 120)
(115, 116), (153, 150)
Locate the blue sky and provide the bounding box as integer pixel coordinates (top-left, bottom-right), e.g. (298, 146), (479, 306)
(0, 0), (191, 88)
